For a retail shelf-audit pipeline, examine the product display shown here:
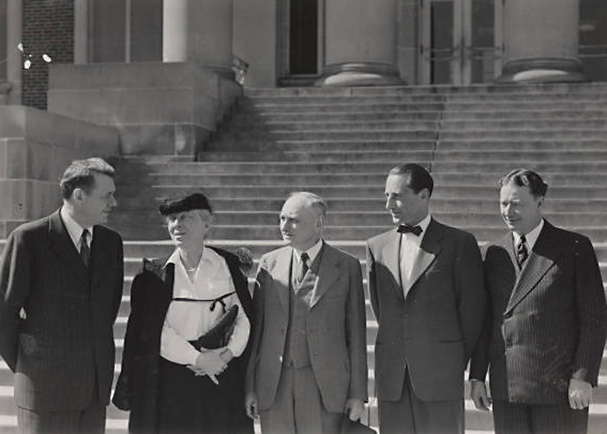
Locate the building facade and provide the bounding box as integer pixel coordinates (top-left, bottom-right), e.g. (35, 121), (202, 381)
(1, 0), (607, 106)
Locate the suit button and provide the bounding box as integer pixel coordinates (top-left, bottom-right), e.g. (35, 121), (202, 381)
(505, 338), (513, 347)
(504, 312), (512, 320)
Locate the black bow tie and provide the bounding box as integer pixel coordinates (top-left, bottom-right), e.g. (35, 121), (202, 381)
(397, 224), (422, 236)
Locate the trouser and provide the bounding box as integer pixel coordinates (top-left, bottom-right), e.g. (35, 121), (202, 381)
(378, 370), (463, 434)
(493, 399), (588, 434)
(259, 364), (343, 434)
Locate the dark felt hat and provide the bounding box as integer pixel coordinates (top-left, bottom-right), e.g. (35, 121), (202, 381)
(158, 192), (213, 215)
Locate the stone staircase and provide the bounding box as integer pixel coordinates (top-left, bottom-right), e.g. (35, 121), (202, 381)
(2, 83), (607, 433)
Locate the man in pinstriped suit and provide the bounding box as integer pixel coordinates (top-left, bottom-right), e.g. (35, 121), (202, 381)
(0, 158), (124, 434)
(470, 169), (607, 434)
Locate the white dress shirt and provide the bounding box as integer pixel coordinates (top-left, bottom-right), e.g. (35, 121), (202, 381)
(160, 247), (251, 366)
(400, 214), (432, 290)
(293, 238), (323, 269)
(512, 218), (544, 252)
(60, 207), (93, 252)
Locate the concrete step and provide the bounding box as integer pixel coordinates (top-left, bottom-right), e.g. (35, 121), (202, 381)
(197, 150), (435, 163)
(111, 210), (607, 228)
(141, 185), (607, 201)
(440, 119), (607, 130)
(199, 149), (607, 164)
(441, 110), (607, 121)
(206, 138), (606, 153)
(248, 93), (607, 106)
(244, 83), (607, 97)
(250, 101), (607, 114)
(241, 109), (607, 123)
(206, 139), (438, 152)
(220, 129), (438, 141)
(438, 140), (607, 152)
(230, 119), (441, 132)
(113, 224), (607, 245)
(144, 172), (607, 188)
(135, 160), (607, 176)
(434, 150), (607, 163)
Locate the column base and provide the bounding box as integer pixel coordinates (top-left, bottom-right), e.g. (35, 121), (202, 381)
(496, 58), (588, 84)
(315, 62), (405, 87)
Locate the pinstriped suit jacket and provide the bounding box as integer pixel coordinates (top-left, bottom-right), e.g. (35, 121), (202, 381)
(0, 210), (124, 411)
(470, 220), (607, 405)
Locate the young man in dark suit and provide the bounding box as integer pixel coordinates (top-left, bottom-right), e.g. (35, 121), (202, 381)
(0, 158), (124, 434)
(470, 168), (607, 434)
(366, 164), (485, 434)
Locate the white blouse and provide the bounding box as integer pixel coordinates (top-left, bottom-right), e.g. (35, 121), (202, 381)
(160, 247), (251, 366)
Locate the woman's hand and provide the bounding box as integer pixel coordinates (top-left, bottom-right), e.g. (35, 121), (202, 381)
(192, 349), (227, 376)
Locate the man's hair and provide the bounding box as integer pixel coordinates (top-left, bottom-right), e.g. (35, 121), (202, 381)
(388, 163), (434, 197)
(60, 158), (115, 200)
(287, 191), (327, 220)
(498, 168), (548, 198)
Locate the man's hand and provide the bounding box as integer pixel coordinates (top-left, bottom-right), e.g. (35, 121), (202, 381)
(344, 398), (364, 421)
(569, 378), (592, 410)
(245, 392), (259, 420)
(470, 380), (492, 411)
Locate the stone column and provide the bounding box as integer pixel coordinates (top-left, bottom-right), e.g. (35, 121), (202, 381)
(498, 0), (586, 83)
(316, 0), (403, 86)
(74, 0), (89, 64)
(6, 0), (22, 104)
(163, 0), (233, 79)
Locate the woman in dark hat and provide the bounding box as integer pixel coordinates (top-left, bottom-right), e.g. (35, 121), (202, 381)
(113, 192), (254, 434)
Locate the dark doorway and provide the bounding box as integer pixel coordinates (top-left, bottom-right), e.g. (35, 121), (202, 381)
(289, 0), (318, 75)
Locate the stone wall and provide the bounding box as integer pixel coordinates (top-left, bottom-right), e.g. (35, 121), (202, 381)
(0, 106), (119, 236)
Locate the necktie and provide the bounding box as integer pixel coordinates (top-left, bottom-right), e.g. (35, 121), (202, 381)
(397, 224), (423, 236)
(516, 235), (528, 267)
(80, 229), (91, 267)
(299, 252), (310, 281)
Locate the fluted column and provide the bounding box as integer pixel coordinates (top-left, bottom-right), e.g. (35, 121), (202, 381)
(163, 0), (233, 78)
(316, 0), (404, 86)
(498, 0), (586, 83)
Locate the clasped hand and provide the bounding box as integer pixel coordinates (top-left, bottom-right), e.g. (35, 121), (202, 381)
(187, 348), (227, 382)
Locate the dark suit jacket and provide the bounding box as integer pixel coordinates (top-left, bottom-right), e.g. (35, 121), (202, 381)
(366, 218), (485, 402)
(245, 242), (368, 413)
(0, 209), (124, 411)
(470, 220), (607, 405)
(112, 247), (253, 434)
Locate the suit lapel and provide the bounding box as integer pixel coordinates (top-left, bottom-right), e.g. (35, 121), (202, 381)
(47, 210), (89, 285)
(405, 218), (442, 296)
(310, 243), (340, 309)
(506, 222), (562, 314)
(270, 248), (293, 312)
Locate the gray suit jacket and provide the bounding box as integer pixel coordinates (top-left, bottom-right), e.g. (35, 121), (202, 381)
(0, 210), (124, 411)
(366, 218), (485, 402)
(470, 220), (607, 405)
(245, 242), (368, 413)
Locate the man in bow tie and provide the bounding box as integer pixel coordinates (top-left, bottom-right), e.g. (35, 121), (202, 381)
(366, 164), (485, 434)
(469, 169), (607, 434)
(245, 192), (367, 434)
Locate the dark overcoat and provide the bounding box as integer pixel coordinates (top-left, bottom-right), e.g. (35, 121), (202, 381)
(112, 246), (253, 433)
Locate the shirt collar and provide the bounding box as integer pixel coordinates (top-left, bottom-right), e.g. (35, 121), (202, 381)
(398, 214), (432, 237)
(165, 246), (217, 271)
(294, 238), (323, 264)
(60, 206), (94, 249)
(513, 218), (544, 250)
